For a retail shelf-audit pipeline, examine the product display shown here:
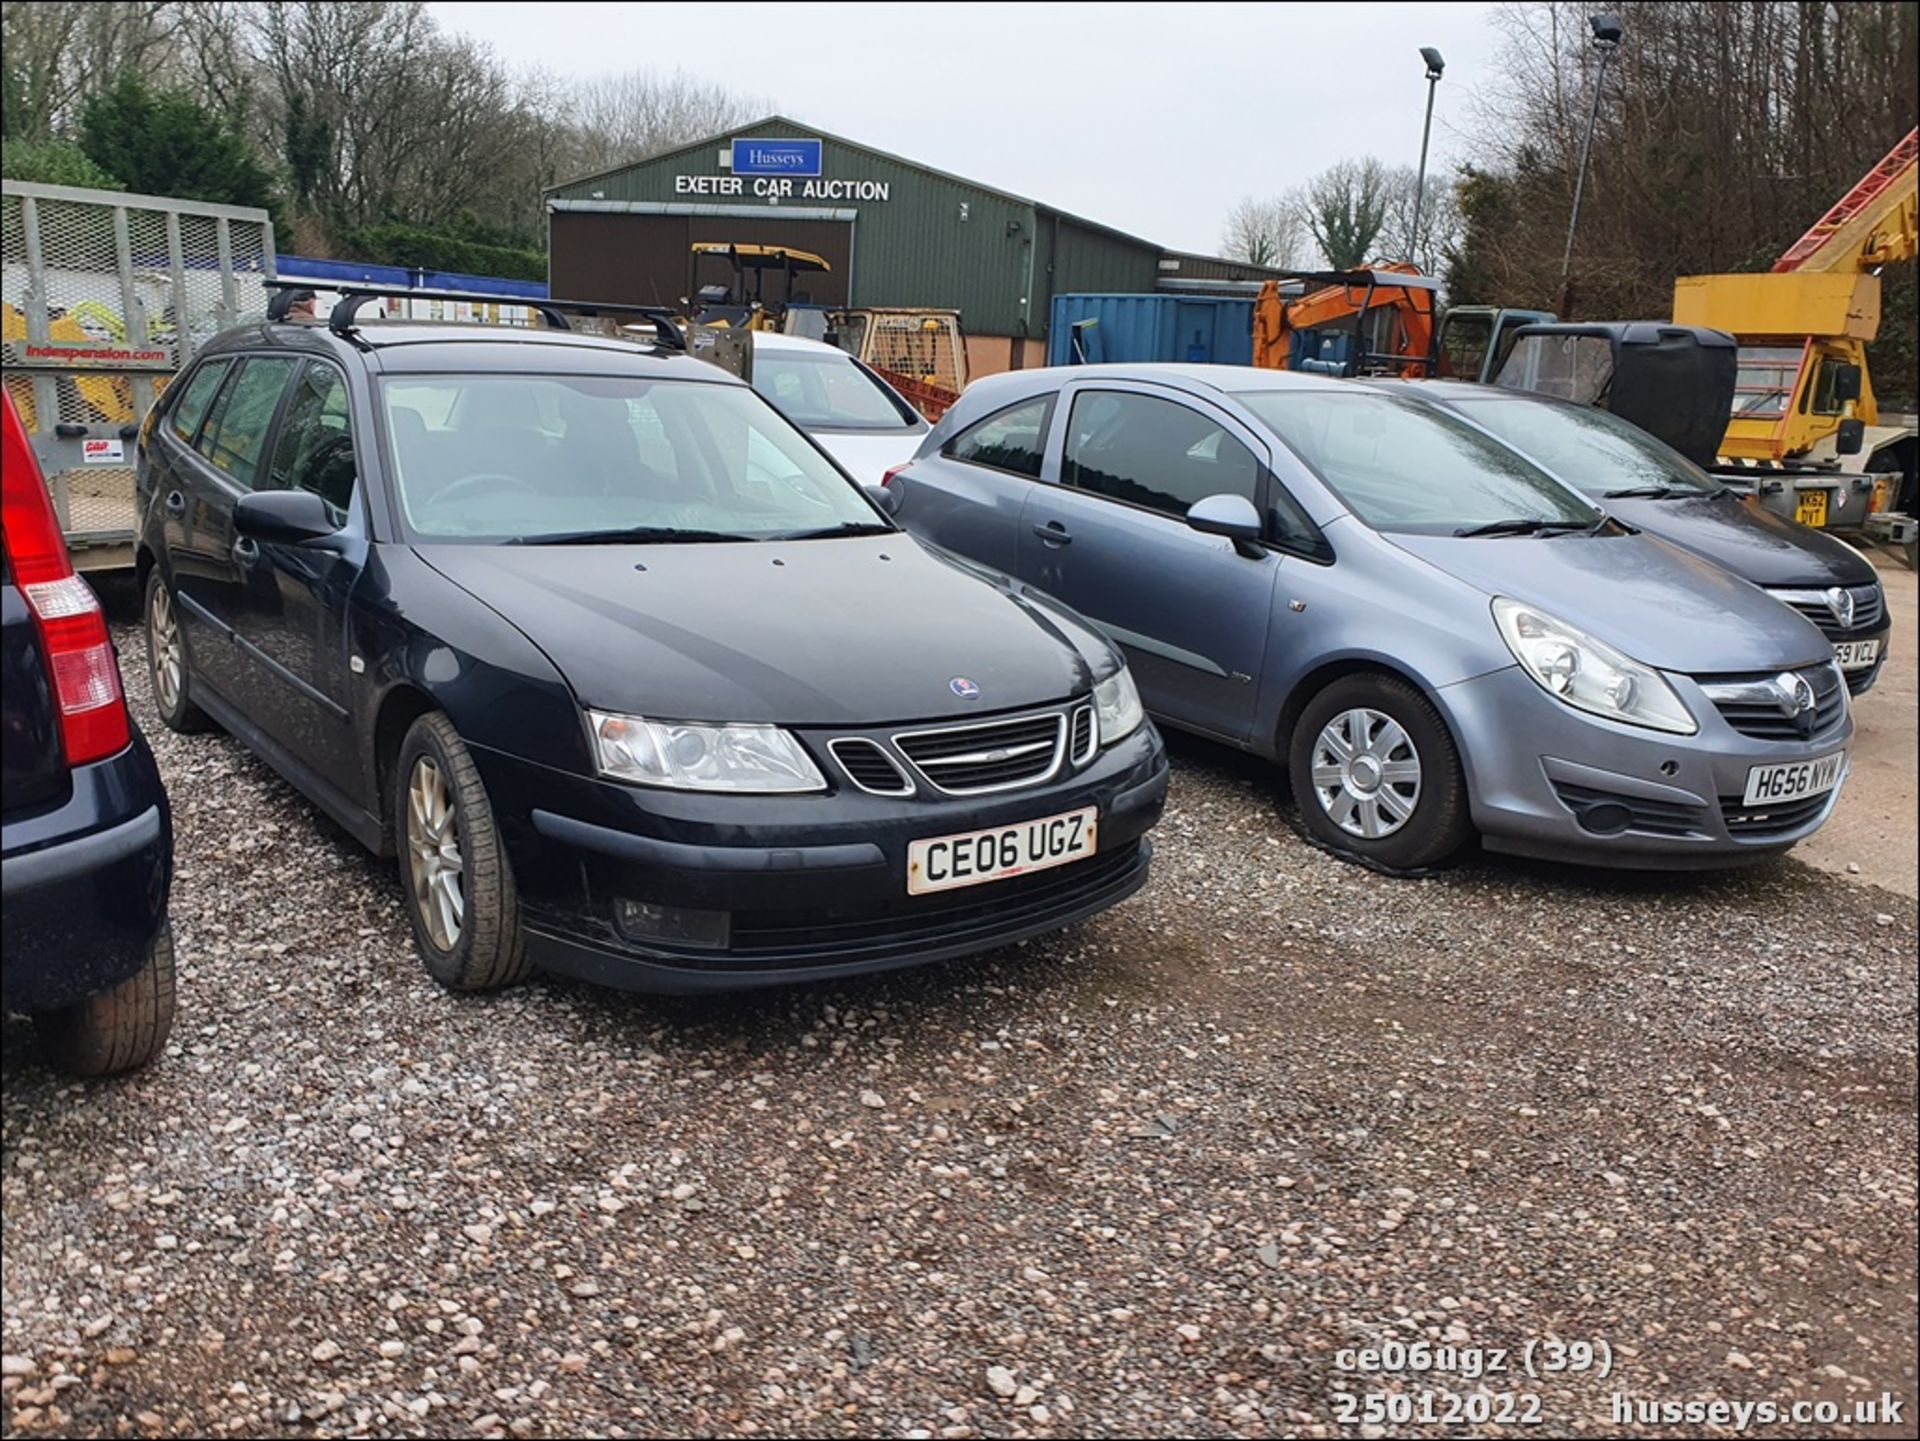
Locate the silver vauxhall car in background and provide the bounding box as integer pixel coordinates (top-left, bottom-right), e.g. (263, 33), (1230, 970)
(885, 365), (1851, 873)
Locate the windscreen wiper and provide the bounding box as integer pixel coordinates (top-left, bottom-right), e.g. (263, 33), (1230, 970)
(765, 521), (897, 541)
(1452, 517), (1597, 538)
(1602, 484), (1685, 499)
(515, 526), (755, 546)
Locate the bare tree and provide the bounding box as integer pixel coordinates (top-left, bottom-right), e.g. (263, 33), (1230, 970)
(2, 1), (182, 139)
(1300, 158), (1391, 269)
(1377, 164), (1461, 275)
(1218, 194), (1307, 269)
(560, 68), (770, 181)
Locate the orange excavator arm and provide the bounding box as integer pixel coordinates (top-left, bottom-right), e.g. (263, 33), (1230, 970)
(1257, 261), (1438, 376)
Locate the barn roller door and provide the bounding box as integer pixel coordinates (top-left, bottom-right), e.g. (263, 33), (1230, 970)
(549, 202), (855, 311)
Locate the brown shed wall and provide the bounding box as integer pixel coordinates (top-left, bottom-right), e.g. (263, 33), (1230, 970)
(549, 211), (852, 308)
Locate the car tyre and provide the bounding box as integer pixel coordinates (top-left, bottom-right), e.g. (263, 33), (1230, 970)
(395, 712), (529, 992)
(144, 569), (212, 733)
(36, 921), (177, 1075)
(1288, 673), (1473, 873)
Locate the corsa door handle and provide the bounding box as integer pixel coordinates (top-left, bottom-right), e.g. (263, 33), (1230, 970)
(1032, 522), (1073, 545)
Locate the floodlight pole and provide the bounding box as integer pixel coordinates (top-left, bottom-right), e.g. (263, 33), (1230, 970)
(1410, 48), (1445, 270)
(1560, 18), (1622, 314)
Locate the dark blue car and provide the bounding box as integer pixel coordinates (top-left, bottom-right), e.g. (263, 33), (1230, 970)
(2, 392), (174, 1074)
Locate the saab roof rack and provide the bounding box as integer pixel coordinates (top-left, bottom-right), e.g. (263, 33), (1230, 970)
(263, 280), (685, 350)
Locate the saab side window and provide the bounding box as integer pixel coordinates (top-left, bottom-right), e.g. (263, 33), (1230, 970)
(167, 359), (232, 445)
(195, 356), (296, 489)
(1063, 391), (1260, 521)
(943, 396), (1052, 478)
(268, 362), (357, 520)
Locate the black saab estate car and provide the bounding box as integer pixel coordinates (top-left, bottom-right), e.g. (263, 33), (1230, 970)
(133, 289), (1166, 993)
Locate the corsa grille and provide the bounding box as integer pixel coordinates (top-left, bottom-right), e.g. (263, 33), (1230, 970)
(1699, 663), (1846, 742)
(1767, 583), (1885, 638)
(1720, 791), (1833, 839)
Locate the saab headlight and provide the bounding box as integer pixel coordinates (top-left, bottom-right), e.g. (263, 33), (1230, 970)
(588, 712), (826, 792)
(1093, 666), (1145, 746)
(1492, 598), (1696, 734)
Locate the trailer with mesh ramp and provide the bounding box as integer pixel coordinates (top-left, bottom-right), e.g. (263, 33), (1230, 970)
(2, 181), (275, 571)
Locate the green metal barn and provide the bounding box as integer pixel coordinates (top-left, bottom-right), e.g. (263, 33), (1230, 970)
(544, 116), (1280, 375)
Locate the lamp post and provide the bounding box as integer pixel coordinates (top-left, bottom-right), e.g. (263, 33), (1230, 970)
(1559, 12), (1623, 315)
(1410, 46), (1445, 271)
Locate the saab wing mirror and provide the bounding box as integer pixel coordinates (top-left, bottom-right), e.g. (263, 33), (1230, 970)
(234, 489), (341, 545)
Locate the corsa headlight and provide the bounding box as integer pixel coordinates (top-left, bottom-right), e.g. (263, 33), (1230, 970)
(588, 711), (826, 792)
(1492, 598), (1696, 734)
(1093, 666), (1145, 746)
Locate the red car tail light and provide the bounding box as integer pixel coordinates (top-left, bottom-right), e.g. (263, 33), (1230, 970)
(1, 392), (130, 765)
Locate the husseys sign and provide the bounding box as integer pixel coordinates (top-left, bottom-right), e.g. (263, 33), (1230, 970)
(673, 137), (892, 202)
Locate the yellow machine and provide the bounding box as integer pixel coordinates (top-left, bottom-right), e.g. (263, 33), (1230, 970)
(688, 243), (832, 331)
(1673, 128), (1917, 530)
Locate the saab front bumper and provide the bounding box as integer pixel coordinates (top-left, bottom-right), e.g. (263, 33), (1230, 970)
(469, 721), (1167, 991)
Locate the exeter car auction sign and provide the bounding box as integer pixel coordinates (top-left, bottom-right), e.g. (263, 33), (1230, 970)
(672, 136), (893, 203)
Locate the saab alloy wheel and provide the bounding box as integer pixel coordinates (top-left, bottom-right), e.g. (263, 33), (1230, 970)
(406, 754), (465, 950)
(143, 570), (211, 733)
(393, 712), (529, 991)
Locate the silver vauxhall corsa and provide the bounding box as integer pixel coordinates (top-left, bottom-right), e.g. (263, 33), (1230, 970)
(887, 365), (1852, 872)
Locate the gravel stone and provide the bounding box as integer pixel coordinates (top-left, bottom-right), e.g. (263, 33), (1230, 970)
(0, 616), (1912, 1437)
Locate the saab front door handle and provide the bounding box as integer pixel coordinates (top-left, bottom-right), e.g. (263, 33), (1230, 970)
(1032, 522), (1072, 546)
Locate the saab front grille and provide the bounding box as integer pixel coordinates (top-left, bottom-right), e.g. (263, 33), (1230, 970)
(893, 710), (1068, 795)
(1699, 663), (1846, 742)
(1070, 703), (1096, 765)
(829, 738), (913, 796)
(1767, 584), (1885, 638)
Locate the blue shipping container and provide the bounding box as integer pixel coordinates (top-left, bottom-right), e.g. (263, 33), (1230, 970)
(1047, 293), (1254, 367)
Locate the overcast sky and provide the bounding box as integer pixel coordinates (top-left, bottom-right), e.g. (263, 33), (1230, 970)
(432, 1), (1506, 254)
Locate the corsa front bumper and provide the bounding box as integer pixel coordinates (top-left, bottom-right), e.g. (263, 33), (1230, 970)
(1439, 666), (1853, 869)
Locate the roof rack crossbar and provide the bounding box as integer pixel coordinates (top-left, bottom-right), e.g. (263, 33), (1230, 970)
(261, 280), (685, 350)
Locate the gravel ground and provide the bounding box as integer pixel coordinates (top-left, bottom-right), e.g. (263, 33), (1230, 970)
(3, 623), (1915, 1439)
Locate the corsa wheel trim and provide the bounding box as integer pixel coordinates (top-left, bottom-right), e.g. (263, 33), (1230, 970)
(406, 756), (465, 949)
(1310, 707), (1423, 840)
(150, 582), (183, 714)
